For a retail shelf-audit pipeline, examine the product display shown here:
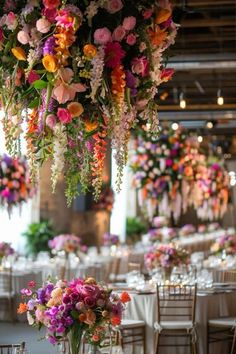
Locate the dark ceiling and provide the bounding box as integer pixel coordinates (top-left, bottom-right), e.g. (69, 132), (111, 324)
(158, 0), (236, 131)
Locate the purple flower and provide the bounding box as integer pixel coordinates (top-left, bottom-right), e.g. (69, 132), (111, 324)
(43, 36), (56, 56)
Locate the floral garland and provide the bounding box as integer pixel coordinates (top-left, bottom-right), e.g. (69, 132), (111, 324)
(0, 0), (177, 203)
(130, 127), (188, 221)
(92, 184), (114, 212)
(0, 154), (34, 210)
(18, 277), (131, 352)
(103, 232), (120, 247)
(144, 243), (189, 270)
(131, 127), (230, 222)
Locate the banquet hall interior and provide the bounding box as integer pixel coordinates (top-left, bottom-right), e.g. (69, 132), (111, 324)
(0, 0), (236, 353)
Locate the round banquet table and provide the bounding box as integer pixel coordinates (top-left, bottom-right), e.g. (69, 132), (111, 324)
(124, 290), (236, 354)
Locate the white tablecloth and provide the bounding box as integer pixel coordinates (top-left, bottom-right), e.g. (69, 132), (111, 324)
(124, 290), (236, 354)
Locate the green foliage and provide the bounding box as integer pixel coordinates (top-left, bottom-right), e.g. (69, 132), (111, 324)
(22, 220), (56, 256)
(126, 217), (148, 243)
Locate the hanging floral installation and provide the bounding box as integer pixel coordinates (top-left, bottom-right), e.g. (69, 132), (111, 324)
(0, 0), (177, 203)
(0, 154), (34, 211)
(130, 126), (230, 222)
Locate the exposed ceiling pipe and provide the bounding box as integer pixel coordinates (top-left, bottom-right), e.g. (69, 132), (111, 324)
(168, 61), (236, 70)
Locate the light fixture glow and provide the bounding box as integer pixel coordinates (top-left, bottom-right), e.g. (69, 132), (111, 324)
(172, 122), (179, 131)
(179, 92), (186, 109)
(217, 89), (224, 106)
(206, 121), (214, 129)
(198, 135), (203, 143)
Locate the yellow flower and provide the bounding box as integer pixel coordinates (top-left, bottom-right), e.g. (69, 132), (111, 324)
(83, 44), (97, 59)
(42, 54), (58, 73)
(11, 47), (27, 61)
(67, 102), (84, 117)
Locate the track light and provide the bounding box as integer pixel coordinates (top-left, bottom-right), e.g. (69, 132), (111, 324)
(198, 135), (203, 143)
(172, 122), (179, 131)
(206, 121), (214, 129)
(217, 89), (224, 106)
(179, 92), (186, 109)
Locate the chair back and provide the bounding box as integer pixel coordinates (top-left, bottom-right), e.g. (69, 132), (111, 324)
(0, 342), (25, 354)
(105, 257), (121, 282)
(222, 270), (236, 283)
(156, 284), (197, 324)
(128, 262), (141, 273)
(0, 267), (12, 294)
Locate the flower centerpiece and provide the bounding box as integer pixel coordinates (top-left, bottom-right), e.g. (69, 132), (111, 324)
(144, 243), (189, 275)
(0, 0), (177, 203)
(210, 234), (236, 256)
(152, 216), (168, 228)
(18, 277), (131, 354)
(179, 224), (196, 237)
(148, 227), (177, 243)
(0, 241), (14, 266)
(48, 234), (85, 255)
(103, 233), (120, 247)
(0, 154), (34, 211)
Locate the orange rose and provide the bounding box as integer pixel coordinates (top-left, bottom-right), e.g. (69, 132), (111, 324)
(84, 277), (97, 285)
(67, 102), (84, 117)
(83, 44), (97, 59)
(42, 55), (58, 72)
(17, 303), (28, 314)
(120, 291), (131, 303)
(184, 166), (193, 177)
(11, 47), (27, 61)
(111, 316), (121, 326)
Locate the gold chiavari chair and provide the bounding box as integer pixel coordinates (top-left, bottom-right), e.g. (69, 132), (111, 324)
(207, 317), (236, 354)
(105, 257), (121, 283)
(0, 342), (25, 354)
(222, 270), (236, 283)
(155, 284), (198, 354)
(119, 319), (146, 354)
(0, 267), (14, 321)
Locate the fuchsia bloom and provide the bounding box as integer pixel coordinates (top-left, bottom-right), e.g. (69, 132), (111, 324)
(55, 10), (75, 29)
(104, 41), (125, 68)
(43, 0), (60, 9)
(57, 108), (72, 124)
(126, 33), (136, 45)
(27, 70), (40, 84)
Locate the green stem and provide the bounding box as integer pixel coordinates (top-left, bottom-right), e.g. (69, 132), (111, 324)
(43, 82), (53, 127)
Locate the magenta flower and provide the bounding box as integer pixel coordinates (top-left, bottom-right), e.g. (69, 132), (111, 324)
(104, 42), (125, 68)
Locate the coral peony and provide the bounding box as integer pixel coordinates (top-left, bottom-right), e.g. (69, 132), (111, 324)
(122, 16), (136, 31)
(106, 0), (123, 14)
(94, 27), (112, 45)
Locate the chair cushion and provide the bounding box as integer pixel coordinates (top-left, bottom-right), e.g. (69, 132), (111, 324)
(208, 317), (236, 327)
(155, 321), (194, 331)
(121, 319), (145, 328)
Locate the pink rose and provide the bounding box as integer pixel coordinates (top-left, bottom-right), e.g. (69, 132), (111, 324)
(17, 30), (30, 45)
(131, 56), (149, 77)
(106, 0), (123, 14)
(57, 108), (72, 124)
(36, 18), (51, 33)
(126, 33), (136, 45)
(122, 16), (136, 31)
(46, 114), (57, 130)
(94, 27), (112, 45)
(112, 25), (126, 42)
(5, 12), (17, 30)
(27, 70), (40, 84)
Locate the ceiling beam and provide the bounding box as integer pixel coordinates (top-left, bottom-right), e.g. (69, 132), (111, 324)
(181, 18), (235, 28)
(158, 104), (236, 112)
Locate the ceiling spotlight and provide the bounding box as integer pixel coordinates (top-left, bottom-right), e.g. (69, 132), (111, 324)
(206, 121), (214, 129)
(198, 135), (203, 143)
(179, 92), (186, 109)
(172, 122), (179, 131)
(217, 89), (224, 106)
